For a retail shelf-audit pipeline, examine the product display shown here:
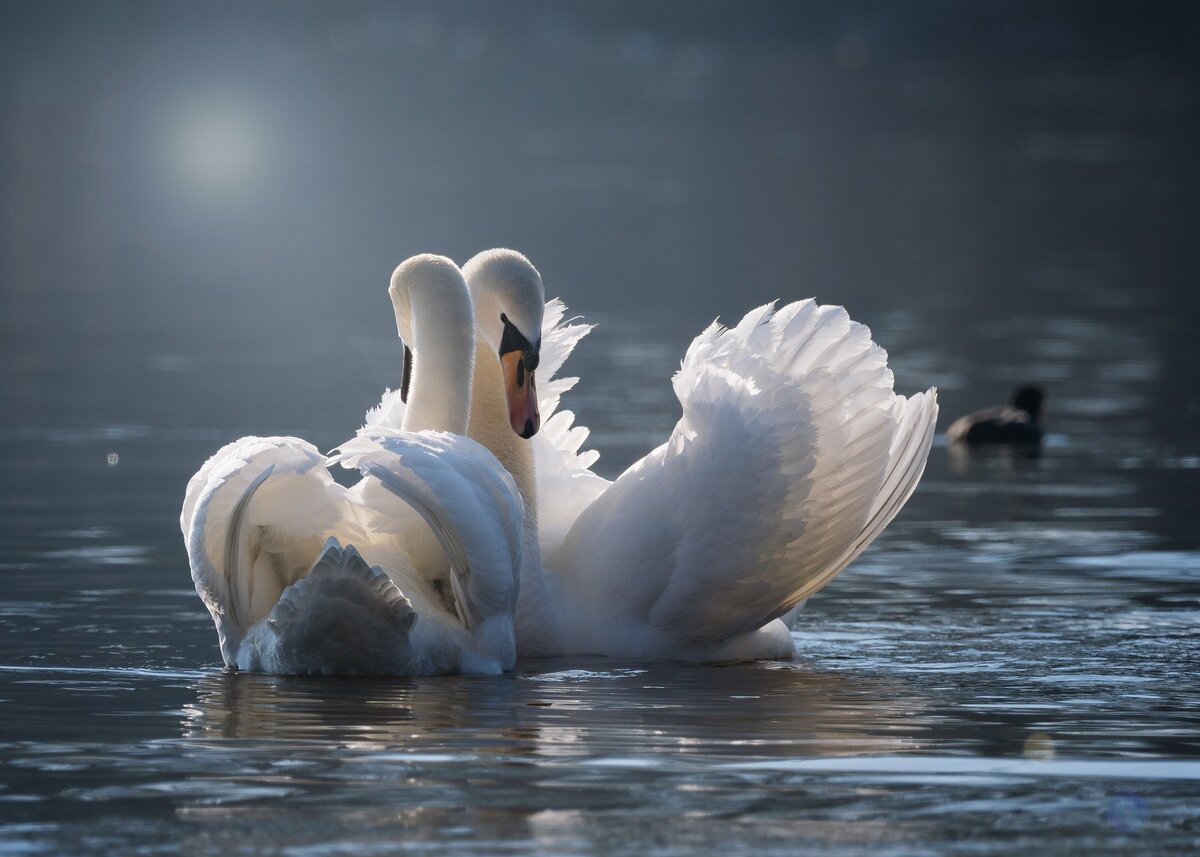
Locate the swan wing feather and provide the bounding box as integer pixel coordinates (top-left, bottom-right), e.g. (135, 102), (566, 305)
(184, 436), (346, 664)
(363, 386), (407, 431)
(533, 298), (611, 552)
(331, 430), (524, 635)
(557, 301), (937, 649)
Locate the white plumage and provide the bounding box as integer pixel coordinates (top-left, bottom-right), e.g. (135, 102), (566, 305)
(460, 250), (939, 662)
(181, 255), (524, 675)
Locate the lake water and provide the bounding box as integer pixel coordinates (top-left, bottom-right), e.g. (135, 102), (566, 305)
(2, 2), (1198, 854)
(2, 301), (1198, 854)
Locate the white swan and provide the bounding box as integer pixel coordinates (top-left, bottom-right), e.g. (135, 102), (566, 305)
(454, 248), (939, 662)
(181, 255), (524, 675)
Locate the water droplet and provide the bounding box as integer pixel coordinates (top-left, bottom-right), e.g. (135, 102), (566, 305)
(106, 452), (119, 467)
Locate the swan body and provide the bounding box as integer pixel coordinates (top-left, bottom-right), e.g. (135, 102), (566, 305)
(456, 249), (939, 662)
(182, 256), (524, 675)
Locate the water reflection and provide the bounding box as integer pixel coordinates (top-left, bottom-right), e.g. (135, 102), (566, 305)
(182, 661), (932, 760)
(946, 439), (1043, 474)
(156, 664), (947, 854)
(1, 2), (1198, 850)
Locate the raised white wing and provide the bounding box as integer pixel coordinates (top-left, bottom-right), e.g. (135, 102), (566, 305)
(185, 431), (525, 674)
(330, 429), (524, 669)
(554, 301), (937, 648)
(531, 298), (611, 552)
(183, 436), (350, 663)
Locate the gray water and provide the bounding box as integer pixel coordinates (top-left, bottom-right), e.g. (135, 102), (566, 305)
(2, 307), (1198, 855)
(2, 2), (1199, 855)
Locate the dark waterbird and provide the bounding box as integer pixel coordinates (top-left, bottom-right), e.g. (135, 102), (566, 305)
(946, 385), (1044, 446)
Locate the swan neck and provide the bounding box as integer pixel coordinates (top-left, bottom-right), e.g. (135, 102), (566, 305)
(400, 277), (475, 435)
(469, 339), (540, 559)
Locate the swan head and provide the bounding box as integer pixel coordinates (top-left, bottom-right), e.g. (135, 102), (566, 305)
(463, 249), (545, 439)
(388, 254), (470, 403)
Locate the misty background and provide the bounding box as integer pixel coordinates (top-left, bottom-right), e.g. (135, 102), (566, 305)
(2, 0), (1198, 449)
(2, 6), (1200, 853)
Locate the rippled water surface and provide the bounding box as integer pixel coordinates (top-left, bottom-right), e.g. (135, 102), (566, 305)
(2, 298), (1198, 854)
(3, 2), (1199, 855)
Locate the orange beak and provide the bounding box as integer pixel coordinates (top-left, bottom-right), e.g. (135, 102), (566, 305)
(500, 350), (540, 438)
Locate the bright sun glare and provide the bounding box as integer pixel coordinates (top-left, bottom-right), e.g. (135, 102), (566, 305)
(168, 98), (264, 197)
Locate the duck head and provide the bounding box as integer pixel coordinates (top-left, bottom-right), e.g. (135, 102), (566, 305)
(1011, 385), (1044, 421)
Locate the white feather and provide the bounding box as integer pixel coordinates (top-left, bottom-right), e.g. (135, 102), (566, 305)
(530, 299), (611, 553)
(183, 431), (524, 675)
(183, 255), (524, 676)
(489, 296), (938, 661)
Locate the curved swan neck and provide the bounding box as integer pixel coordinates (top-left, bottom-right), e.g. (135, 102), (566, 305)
(469, 340), (566, 650)
(462, 248), (548, 618)
(391, 257), (476, 435)
(469, 341), (538, 523)
(469, 341), (542, 594)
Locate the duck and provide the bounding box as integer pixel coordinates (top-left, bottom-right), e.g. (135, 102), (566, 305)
(946, 385), (1044, 446)
(181, 255), (524, 676)
(410, 248), (939, 662)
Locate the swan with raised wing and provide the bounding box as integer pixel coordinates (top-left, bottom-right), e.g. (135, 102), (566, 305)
(181, 255), (524, 675)
(452, 248), (938, 662)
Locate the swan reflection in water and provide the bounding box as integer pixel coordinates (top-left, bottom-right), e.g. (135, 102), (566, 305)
(181, 659), (930, 760)
(947, 437), (1044, 474)
(176, 667), (939, 851)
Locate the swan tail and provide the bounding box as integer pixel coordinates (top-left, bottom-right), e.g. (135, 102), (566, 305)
(238, 538), (418, 675)
(559, 301), (936, 651)
(330, 430), (523, 658)
(184, 436), (344, 664)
